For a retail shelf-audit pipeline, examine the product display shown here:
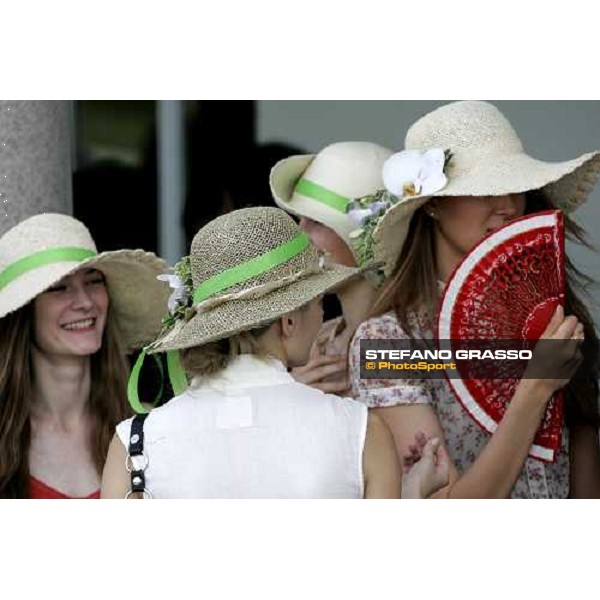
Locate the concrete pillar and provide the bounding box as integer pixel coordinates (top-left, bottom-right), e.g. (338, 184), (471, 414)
(0, 101), (73, 235)
(157, 100), (186, 264)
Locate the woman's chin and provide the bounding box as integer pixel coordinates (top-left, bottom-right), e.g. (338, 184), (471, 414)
(59, 335), (103, 357)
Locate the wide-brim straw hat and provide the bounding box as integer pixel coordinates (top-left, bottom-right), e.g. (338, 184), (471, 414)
(147, 206), (359, 354)
(373, 100), (600, 274)
(0, 213), (170, 351)
(270, 141), (393, 261)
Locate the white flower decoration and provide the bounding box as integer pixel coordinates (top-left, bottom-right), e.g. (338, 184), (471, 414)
(382, 148), (447, 198)
(347, 207), (373, 227)
(369, 200), (388, 217)
(347, 200), (389, 227)
(157, 273), (188, 314)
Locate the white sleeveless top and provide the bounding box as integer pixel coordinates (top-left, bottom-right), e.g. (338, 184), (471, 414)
(116, 355), (368, 498)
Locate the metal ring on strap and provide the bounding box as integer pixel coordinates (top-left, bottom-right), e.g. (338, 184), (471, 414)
(125, 452), (149, 473)
(125, 488), (153, 500)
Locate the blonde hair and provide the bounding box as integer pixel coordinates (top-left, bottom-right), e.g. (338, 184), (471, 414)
(181, 322), (275, 380)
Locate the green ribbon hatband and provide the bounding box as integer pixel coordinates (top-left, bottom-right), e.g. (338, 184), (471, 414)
(0, 247), (98, 291)
(294, 178), (350, 213)
(193, 232), (310, 304)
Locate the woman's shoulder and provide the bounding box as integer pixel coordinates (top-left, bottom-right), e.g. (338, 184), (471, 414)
(353, 311), (408, 341)
(115, 391), (191, 443)
(352, 308), (435, 344)
(115, 415), (135, 447)
(287, 383), (368, 422)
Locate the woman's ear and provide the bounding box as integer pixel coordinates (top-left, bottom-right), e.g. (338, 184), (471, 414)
(280, 313), (297, 340)
(425, 198), (440, 219)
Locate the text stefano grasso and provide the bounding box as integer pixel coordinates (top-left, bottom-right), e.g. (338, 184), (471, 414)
(364, 349), (533, 361)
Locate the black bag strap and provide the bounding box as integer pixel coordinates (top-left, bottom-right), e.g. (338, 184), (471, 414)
(128, 413), (148, 457)
(125, 413), (152, 499)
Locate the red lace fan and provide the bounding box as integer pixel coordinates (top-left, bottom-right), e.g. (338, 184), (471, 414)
(437, 210), (565, 462)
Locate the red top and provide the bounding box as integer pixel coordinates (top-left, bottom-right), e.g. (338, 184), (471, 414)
(28, 476), (100, 499)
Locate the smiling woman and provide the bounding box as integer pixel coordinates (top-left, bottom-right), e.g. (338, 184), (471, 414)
(0, 214), (169, 499)
(34, 269), (109, 356)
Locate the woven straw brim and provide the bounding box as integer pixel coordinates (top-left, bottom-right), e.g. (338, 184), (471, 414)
(439, 150), (600, 209)
(0, 250), (170, 351)
(373, 149), (600, 276)
(373, 195), (430, 276)
(147, 264), (358, 353)
(88, 251), (171, 351)
(270, 154), (358, 244)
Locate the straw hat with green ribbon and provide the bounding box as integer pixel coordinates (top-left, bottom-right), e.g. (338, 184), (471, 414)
(0, 213), (170, 351)
(146, 206), (360, 355)
(269, 141), (393, 263)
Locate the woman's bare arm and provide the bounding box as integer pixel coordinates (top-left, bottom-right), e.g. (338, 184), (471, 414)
(363, 413), (401, 498)
(376, 310), (582, 498)
(100, 435), (133, 499)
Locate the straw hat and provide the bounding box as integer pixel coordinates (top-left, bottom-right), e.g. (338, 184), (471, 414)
(270, 141), (393, 260)
(371, 101), (600, 274)
(0, 213), (170, 351)
(147, 207), (359, 354)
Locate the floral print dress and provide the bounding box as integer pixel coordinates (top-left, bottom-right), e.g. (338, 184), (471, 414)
(349, 310), (570, 498)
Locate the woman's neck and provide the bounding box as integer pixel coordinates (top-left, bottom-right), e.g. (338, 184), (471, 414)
(31, 348), (91, 425)
(336, 277), (378, 331)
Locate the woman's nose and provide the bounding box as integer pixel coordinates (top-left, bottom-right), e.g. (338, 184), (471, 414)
(494, 194), (522, 216)
(71, 284), (94, 309)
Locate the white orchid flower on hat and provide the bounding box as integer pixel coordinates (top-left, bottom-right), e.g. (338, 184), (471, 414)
(343, 148), (451, 278)
(157, 273), (188, 314)
(383, 148), (448, 198)
(347, 200), (388, 227)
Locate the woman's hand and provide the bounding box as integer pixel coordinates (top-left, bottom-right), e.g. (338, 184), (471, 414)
(402, 430), (428, 471)
(401, 434), (450, 499)
(523, 305), (584, 398)
(291, 346), (349, 395)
